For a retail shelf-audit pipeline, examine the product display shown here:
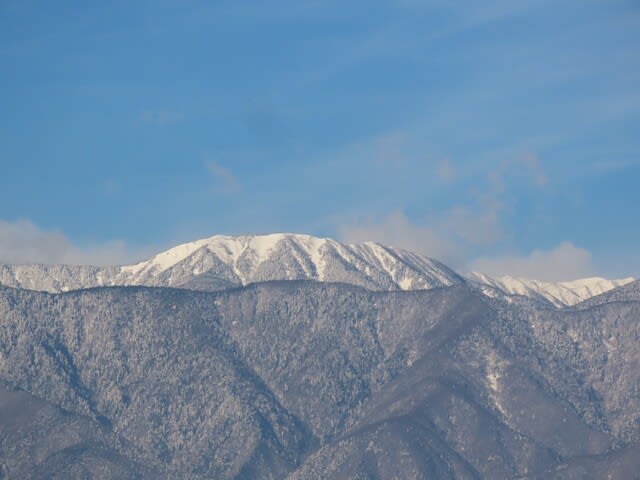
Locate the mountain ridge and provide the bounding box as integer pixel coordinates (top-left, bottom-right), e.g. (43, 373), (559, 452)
(465, 271), (634, 307)
(2, 279), (639, 478)
(0, 233), (633, 307)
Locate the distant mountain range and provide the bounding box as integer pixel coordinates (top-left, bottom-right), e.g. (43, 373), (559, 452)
(0, 233), (633, 306)
(1, 233), (638, 479)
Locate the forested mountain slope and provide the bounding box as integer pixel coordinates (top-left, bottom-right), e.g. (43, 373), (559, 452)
(1, 281), (639, 478)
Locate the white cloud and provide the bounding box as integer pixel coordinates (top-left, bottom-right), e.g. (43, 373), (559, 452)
(206, 161), (241, 194)
(469, 241), (596, 282)
(336, 211), (599, 282)
(338, 211), (453, 261)
(337, 200), (505, 264)
(0, 219), (155, 266)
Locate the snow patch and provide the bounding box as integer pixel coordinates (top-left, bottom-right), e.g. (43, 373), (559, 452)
(485, 352), (509, 419)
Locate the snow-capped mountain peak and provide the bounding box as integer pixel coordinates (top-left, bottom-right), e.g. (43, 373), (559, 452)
(0, 233), (463, 294)
(0, 233), (633, 307)
(119, 233), (335, 285)
(121, 234), (290, 279)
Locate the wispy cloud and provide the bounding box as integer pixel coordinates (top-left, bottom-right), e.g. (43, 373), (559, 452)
(337, 205), (503, 268)
(437, 158), (456, 182)
(488, 151), (548, 193)
(103, 178), (122, 196)
(206, 161), (241, 194)
(0, 219), (156, 266)
(442, 205), (503, 246)
(590, 159), (640, 173)
(339, 211), (599, 281)
(394, 0), (550, 28)
(336, 148), (550, 268)
(469, 241), (596, 282)
(371, 132), (409, 166)
(140, 110), (184, 125)
(338, 211), (453, 261)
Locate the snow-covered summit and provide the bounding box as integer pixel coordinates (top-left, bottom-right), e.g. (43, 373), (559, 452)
(120, 234), (323, 283)
(117, 232), (465, 290)
(0, 233), (464, 293)
(0, 233), (633, 306)
(466, 272), (635, 307)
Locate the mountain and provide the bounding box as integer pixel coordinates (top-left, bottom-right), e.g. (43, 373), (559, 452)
(0, 233), (632, 308)
(571, 279), (640, 309)
(0, 233), (463, 294)
(466, 272), (635, 307)
(0, 284), (313, 479)
(0, 381), (154, 479)
(1, 233), (638, 478)
(1, 281), (639, 478)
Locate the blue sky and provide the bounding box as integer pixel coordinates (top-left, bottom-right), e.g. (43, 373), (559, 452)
(1, 0), (639, 280)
